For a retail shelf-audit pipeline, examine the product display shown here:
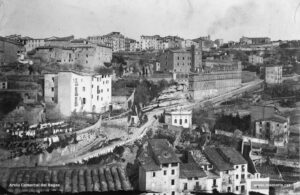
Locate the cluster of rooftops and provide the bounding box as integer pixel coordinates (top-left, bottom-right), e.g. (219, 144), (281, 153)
(138, 139), (250, 179)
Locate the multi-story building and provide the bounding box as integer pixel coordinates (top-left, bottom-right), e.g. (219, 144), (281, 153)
(138, 139), (181, 195)
(98, 32), (125, 52)
(265, 66), (282, 84)
(164, 110), (192, 129)
(203, 147), (248, 194)
(0, 37), (24, 65)
(34, 42), (112, 71)
(254, 115), (290, 147)
(140, 35), (162, 50)
(44, 71), (112, 116)
(189, 60), (242, 101)
(159, 46), (202, 73)
(87, 35), (113, 48)
(25, 39), (45, 52)
(125, 38), (138, 52)
(214, 39), (224, 47)
(0, 75), (8, 89)
(138, 140), (268, 195)
(180, 39), (199, 49)
(240, 37), (271, 45)
(248, 54), (263, 65)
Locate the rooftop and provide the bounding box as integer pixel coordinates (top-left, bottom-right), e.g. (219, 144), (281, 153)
(204, 146), (247, 171)
(148, 139), (180, 165)
(180, 163), (207, 179)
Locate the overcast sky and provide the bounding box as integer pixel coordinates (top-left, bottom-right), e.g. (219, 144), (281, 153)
(0, 0), (300, 42)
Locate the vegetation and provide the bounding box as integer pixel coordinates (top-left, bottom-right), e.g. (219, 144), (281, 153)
(0, 92), (22, 120)
(214, 112), (251, 134)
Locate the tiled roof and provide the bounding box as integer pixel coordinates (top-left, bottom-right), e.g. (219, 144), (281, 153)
(204, 147), (247, 171)
(256, 163), (282, 180)
(204, 147), (233, 171)
(0, 165), (132, 194)
(180, 163), (207, 179)
(217, 147), (248, 165)
(148, 139), (180, 165)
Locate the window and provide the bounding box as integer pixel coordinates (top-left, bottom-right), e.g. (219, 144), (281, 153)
(236, 174), (239, 179)
(86, 60), (88, 64)
(83, 87), (85, 91)
(51, 97), (54, 101)
(82, 98), (86, 104)
(171, 163), (177, 167)
(107, 88), (109, 92)
(185, 119), (188, 123)
(171, 179), (175, 185)
(162, 164), (168, 168)
(213, 179), (216, 186)
(236, 186), (239, 191)
(97, 96), (99, 100)
(171, 191), (175, 195)
(152, 172), (155, 177)
(179, 119), (182, 125)
(171, 170), (175, 175)
(241, 185), (245, 192)
(174, 119), (177, 124)
(51, 87), (54, 92)
(225, 170), (229, 174)
(241, 174), (245, 179)
(164, 170), (167, 175)
(101, 97), (103, 101)
(227, 187), (231, 192)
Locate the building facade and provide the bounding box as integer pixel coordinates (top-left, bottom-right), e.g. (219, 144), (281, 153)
(189, 60), (242, 101)
(254, 115), (290, 147)
(25, 39), (45, 52)
(248, 55), (263, 65)
(44, 71), (112, 116)
(34, 43), (112, 71)
(159, 46), (202, 73)
(0, 37), (24, 65)
(165, 110), (192, 129)
(240, 37), (271, 45)
(138, 140), (268, 195)
(265, 66), (282, 84)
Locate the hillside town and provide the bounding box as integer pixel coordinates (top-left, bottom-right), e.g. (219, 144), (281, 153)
(0, 1), (300, 195)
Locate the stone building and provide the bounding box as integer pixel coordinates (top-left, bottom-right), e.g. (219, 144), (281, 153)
(248, 54), (263, 65)
(44, 71), (112, 116)
(34, 42), (112, 71)
(265, 66), (282, 84)
(159, 46), (202, 73)
(25, 38), (45, 52)
(240, 37), (271, 45)
(254, 115), (290, 147)
(0, 36), (24, 65)
(189, 60), (242, 101)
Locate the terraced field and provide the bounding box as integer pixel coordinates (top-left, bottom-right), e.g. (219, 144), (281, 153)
(0, 165), (132, 193)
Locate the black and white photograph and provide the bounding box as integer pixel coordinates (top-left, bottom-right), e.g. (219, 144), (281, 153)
(0, 0), (299, 194)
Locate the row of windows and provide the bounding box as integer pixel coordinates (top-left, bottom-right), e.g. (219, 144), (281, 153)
(153, 169), (176, 177)
(174, 119), (188, 124)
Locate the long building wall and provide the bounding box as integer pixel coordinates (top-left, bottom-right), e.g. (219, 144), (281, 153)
(189, 70), (242, 100)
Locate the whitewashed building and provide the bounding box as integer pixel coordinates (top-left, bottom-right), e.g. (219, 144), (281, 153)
(248, 54), (263, 65)
(265, 66), (282, 84)
(25, 39), (45, 52)
(44, 71), (112, 116)
(165, 110), (192, 129)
